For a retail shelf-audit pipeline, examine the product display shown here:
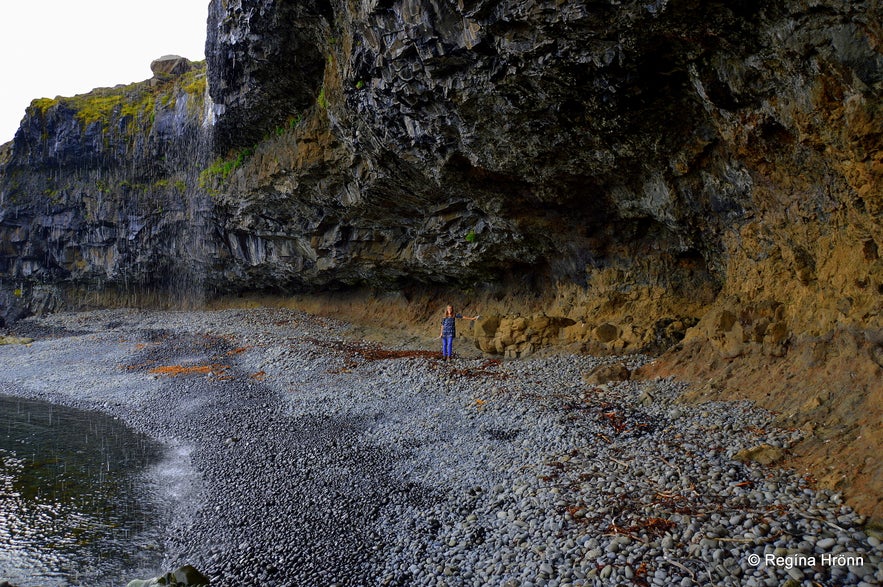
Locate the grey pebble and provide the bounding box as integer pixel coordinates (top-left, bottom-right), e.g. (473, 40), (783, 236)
(2, 308), (878, 586)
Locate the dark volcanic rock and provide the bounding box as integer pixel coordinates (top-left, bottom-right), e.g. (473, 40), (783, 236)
(0, 0), (880, 352)
(201, 0), (880, 312)
(126, 565), (209, 587)
(0, 63), (213, 322)
(206, 0), (329, 153)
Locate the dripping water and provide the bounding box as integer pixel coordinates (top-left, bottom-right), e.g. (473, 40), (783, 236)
(0, 395), (166, 586)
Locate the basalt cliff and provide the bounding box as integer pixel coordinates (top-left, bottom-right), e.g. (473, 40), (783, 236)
(0, 1), (881, 518)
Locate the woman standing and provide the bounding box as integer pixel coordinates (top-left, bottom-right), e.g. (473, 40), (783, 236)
(439, 305), (479, 361)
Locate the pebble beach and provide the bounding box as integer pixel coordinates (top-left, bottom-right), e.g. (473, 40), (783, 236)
(1, 307), (881, 586)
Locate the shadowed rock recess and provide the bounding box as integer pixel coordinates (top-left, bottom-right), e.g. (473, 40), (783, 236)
(0, 1), (881, 515)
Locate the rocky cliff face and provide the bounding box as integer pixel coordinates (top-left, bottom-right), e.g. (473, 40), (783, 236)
(1, 1), (881, 345)
(0, 0), (881, 518)
(199, 0), (881, 353)
(2, 2), (879, 335)
(0, 58), (213, 320)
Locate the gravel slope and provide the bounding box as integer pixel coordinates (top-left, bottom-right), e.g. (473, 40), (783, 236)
(1, 308), (881, 586)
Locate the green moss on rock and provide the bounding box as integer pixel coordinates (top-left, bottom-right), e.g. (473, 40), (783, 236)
(26, 61), (207, 135)
(30, 97), (59, 115)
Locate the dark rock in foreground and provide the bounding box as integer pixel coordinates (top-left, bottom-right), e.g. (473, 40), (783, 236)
(126, 565), (209, 587)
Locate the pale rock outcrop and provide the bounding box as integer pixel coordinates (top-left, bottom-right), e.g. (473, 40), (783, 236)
(150, 55), (194, 77)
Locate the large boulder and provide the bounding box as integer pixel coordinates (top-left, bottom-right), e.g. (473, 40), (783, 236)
(126, 565), (209, 587)
(150, 55), (194, 77)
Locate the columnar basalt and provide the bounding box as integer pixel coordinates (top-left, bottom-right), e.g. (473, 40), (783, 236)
(202, 0), (881, 352)
(0, 61), (213, 319)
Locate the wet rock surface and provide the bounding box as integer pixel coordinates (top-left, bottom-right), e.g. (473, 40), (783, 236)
(1, 308), (881, 586)
(127, 565), (209, 587)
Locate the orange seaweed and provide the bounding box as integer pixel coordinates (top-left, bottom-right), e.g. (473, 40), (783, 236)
(149, 364), (230, 378)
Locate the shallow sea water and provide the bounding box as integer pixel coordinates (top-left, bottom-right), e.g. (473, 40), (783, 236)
(0, 395), (166, 586)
